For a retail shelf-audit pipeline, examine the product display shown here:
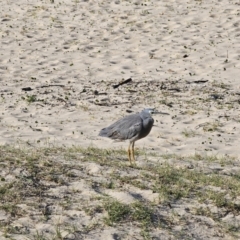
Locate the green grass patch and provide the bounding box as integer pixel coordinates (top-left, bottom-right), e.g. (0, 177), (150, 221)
(0, 145), (239, 238)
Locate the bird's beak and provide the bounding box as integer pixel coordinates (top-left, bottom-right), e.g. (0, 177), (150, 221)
(152, 109), (169, 115)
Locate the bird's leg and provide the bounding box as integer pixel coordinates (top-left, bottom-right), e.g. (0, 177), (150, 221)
(128, 142), (132, 164)
(131, 141), (136, 163)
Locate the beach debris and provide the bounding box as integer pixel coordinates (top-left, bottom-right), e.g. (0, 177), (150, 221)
(37, 84), (65, 88)
(210, 94), (224, 100)
(126, 109), (133, 113)
(22, 87), (33, 91)
(167, 88), (181, 92)
(193, 80), (208, 84)
(186, 80), (208, 84)
(112, 78), (132, 89)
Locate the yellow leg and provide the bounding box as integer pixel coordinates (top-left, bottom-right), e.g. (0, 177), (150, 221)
(128, 142), (132, 164)
(131, 141), (136, 163)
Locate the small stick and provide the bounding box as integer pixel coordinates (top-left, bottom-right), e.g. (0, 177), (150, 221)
(37, 84), (65, 88)
(112, 78), (132, 89)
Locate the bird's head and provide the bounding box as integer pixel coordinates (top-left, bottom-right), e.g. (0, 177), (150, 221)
(143, 108), (156, 115)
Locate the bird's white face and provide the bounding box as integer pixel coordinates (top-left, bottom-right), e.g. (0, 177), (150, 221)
(146, 108), (155, 115)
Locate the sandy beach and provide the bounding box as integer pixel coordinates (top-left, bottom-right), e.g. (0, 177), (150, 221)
(0, 0), (240, 239)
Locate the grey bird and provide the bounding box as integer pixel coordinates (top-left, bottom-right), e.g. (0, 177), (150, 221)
(99, 108), (155, 164)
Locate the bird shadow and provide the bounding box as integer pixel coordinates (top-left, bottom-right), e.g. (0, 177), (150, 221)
(128, 192), (144, 201)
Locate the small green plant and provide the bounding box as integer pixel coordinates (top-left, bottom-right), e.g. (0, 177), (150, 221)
(182, 129), (197, 138)
(26, 95), (37, 103)
(131, 201), (155, 227)
(33, 231), (47, 240)
(107, 181), (115, 189)
(54, 224), (63, 240)
(104, 200), (131, 225)
(202, 121), (222, 132)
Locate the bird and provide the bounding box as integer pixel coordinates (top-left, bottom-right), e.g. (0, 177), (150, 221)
(98, 108), (155, 164)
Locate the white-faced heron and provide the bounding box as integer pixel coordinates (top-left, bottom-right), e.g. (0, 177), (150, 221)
(99, 108), (155, 164)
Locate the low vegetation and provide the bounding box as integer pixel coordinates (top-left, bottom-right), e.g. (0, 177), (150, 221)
(0, 145), (239, 239)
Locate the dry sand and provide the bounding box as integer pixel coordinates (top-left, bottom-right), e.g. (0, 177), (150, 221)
(0, 0), (240, 239)
(1, 0), (240, 156)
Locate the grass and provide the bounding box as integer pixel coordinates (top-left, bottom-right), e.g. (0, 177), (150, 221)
(104, 200), (131, 225)
(104, 200), (156, 238)
(182, 128), (197, 137)
(202, 121), (223, 132)
(26, 95), (37, 103)
(0, 145), (239, 239)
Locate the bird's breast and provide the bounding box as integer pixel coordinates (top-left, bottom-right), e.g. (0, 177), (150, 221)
(138, 117), (154, 139)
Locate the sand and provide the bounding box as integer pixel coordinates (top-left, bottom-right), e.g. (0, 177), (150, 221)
(0, 0), (240, 239)
(0, 0), (240, 156)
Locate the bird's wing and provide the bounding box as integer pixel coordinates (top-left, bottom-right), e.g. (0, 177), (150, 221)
(126, 122), (142, 140)
(108, 114), (143, 140)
